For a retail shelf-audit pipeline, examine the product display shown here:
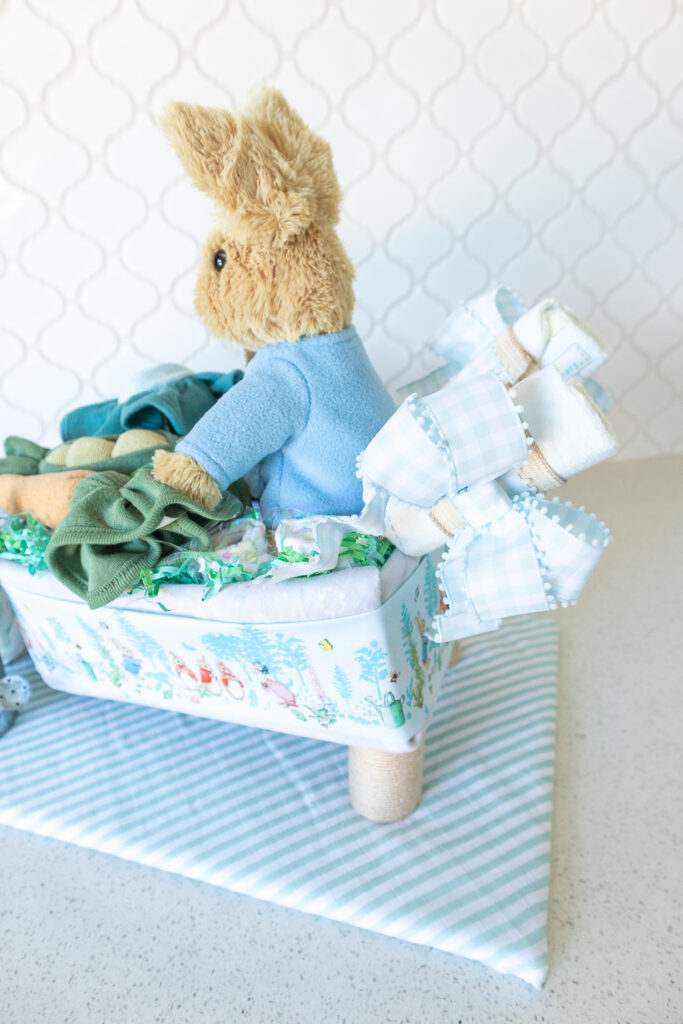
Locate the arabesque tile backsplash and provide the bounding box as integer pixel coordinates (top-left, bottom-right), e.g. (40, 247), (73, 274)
(1, 0), (681, 457)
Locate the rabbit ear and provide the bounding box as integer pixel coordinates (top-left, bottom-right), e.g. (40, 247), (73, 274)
(161, 101), (239, 202)
(244, 87), (341, 229)
(242, 87), (310, 149)
(162, 95), (338, 246)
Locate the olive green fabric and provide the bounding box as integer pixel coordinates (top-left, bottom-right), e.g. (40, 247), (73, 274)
(0, 432), (179, 477)
(4, 436), (47, 461)
(46, 468), (243, 609)
(0, 436), (49, 475)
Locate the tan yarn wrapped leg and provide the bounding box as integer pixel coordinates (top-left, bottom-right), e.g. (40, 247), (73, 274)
(348, 739), (425, 823)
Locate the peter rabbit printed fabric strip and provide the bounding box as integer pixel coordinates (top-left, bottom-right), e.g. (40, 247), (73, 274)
(0, 616), (558, 988)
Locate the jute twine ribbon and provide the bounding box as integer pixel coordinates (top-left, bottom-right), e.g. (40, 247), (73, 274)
(519, 442), (566, 491)
(495, 326), (538, 381)
(429, 497), (466, 537)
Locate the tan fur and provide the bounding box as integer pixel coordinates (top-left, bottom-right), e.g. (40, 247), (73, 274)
(160, 88), (354, 349)
(152, 450), (221, 510)
(153, 88), (356, 504)
(195, 223), (354, 348)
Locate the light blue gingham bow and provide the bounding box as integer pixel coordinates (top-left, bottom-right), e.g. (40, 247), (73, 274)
(399, 284), (611, 410)
(360, 372), (530, 503)
(432, 484), (610, 642)
(358, 372), (611, 642)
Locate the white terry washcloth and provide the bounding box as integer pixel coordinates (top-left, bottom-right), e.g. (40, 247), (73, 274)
(515, 366), (617, 480)
(0, 551), (419, 626)
(511, 300), (609, 379)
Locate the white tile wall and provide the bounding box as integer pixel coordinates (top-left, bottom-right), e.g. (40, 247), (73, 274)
(0, 0), (681, 457)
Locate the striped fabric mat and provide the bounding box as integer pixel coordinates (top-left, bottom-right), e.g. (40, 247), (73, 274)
(0, 616), (557, 987)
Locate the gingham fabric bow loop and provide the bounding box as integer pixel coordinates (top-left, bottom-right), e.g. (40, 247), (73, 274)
(357, 398), (451, 506)
(428, 285), (609, 390)
(358, 388), (611, 643)
(358, 372), (529, 507)
(432, 487), (611, 643)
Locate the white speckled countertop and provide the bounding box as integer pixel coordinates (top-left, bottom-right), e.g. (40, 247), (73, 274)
(1, 455), (681, 1024)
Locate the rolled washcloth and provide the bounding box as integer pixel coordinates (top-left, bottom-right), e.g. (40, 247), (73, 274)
(509, 300), (609, 378)
(515, 366), (617, 480)
(0, 543), (418, 624)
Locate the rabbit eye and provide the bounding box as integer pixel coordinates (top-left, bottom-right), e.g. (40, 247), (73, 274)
(213, 249), (226, 272)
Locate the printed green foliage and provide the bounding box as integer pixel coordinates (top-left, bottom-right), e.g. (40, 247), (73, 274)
(202, 626), (282, 685)
(273, 632), (308, 688)
(47, 616), (69, 645)
(304, 703), (338, 728)
(76, 617), (124, 686)
(201, 631), (246, 664)
(117, 615), (170, 666)
(400, 603), (425, 709)
(423, 555), (440, 620)
(333, 664), (352, 702)
(354, 640), (389, 701)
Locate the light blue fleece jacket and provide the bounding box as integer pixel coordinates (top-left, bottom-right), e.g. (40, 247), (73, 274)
(176, 326), (396, 522)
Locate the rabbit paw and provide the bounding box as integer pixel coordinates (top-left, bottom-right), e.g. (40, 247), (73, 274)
(152, 449), (222, 510)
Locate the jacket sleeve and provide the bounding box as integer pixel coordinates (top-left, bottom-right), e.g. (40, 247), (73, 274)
(175, 357), (310, 491)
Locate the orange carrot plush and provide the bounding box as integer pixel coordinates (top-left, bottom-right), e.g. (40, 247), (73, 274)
(0, 471), (92, 529)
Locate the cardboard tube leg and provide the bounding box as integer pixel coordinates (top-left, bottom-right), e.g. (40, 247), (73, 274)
(348, 740), (425, 823)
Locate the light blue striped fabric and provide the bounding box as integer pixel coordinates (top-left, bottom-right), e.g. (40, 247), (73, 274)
(0, 617), (558, 987)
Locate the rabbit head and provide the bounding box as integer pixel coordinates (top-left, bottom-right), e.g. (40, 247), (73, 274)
(161, 88), (355, 351)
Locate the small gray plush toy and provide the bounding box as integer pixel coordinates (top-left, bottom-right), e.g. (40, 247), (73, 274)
(0, 655), (31, 737)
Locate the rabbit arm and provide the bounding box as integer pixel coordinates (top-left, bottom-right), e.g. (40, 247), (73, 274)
(174, 356), (310, 493)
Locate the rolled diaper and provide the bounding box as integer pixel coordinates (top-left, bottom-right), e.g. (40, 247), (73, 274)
(429, 285), (526, 365)
(426, 287), (609, 387)
(499, 299), (609, 379)
(66, 437), (115, 467)
(383, 498), (456, 557)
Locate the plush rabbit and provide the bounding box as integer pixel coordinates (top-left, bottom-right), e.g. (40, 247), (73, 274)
(152, 88), (395, 520)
